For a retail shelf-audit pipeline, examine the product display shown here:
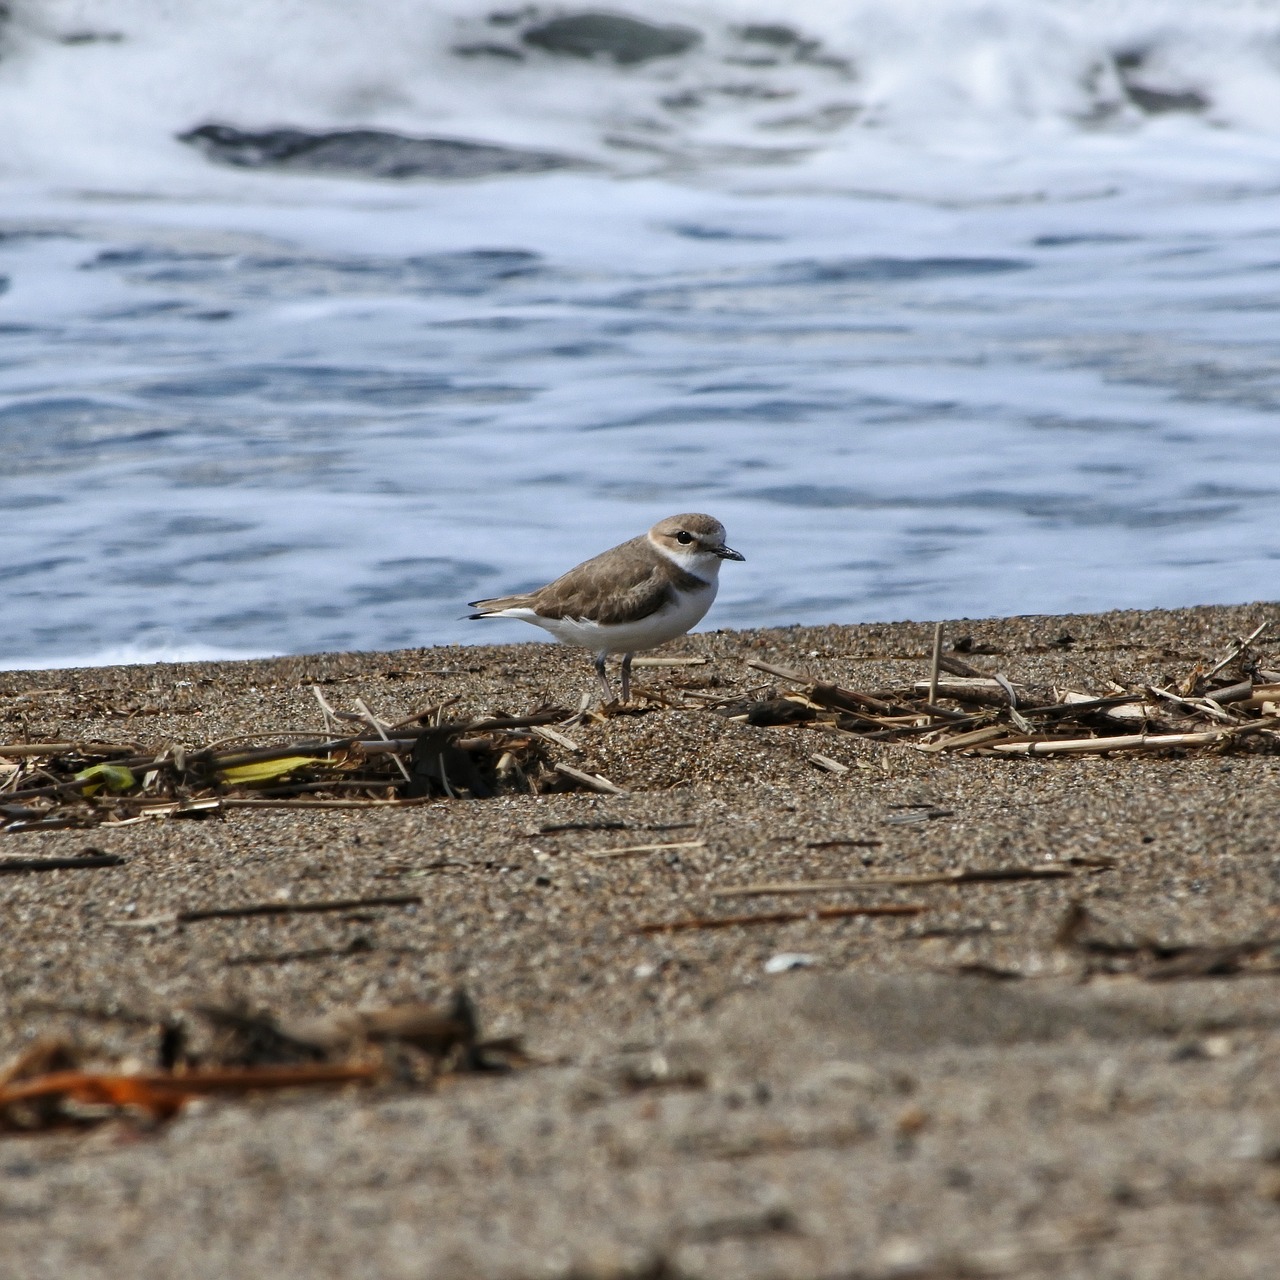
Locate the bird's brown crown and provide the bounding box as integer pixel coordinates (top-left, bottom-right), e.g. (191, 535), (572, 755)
(648, 513), (729, 556)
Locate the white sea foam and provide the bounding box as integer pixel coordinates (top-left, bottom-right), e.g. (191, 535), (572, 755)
(0, 2), (1278, 669)
(4, 1), (1280, 196)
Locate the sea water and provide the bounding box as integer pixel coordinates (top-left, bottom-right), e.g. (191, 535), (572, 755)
(1, 0), (1279, 668)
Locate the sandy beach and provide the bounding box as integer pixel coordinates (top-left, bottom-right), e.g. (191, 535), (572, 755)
(2, 601), (1280, 1279)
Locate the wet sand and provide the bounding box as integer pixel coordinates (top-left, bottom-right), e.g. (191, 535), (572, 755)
(2, 601), (1280, 1279)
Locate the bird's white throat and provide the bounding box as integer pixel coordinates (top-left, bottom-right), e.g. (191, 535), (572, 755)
(648, 536), (723, 582)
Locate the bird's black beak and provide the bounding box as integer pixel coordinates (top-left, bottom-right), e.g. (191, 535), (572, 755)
(716, 545), (745, 561)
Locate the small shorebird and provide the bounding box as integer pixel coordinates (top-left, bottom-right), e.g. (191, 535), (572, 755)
(467, 513), (744, 703)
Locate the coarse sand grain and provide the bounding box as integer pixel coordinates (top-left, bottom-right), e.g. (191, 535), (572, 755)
(2, 602), (1280, 1279)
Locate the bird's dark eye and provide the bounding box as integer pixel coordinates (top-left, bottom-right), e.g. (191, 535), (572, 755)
(675, 531), (694, 545)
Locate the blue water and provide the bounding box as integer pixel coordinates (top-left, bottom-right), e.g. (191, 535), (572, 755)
(1, 2), (1279, 667)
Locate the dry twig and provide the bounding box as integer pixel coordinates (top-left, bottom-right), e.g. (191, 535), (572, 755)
(636, 903), (926, 934)
(0, 851), (125, 874)
(713, 865), (1084, 898)
(553, 762), (628, 795)
(580, 840), (705, 860)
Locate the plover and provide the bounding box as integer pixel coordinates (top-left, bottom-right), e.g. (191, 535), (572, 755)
(467, 513), (744, 703)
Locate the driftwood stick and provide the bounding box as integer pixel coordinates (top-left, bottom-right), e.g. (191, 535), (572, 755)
(532, 725), (584, 754)
(713, 866), (1079, 898)
(912, 677), (1028, 707)
(385, 696), (462, 732)
(927, 622), (943, 716)
(1147, 686), (1239, 725)
(218, 797), (433, 810)
(1020, 693), (1146, 719)
(198, 729), (345, 753)
(554, 763), (628, 795)
(311, 685), (339, 736)
(1241, 684), (1280, 709)
(454, 711), (573, 733)
(632, 656), (708, 668)
(808, 684), (901, 716)
(581, 840), (705, 859)
(1204, 620), (1270, 680)
(916, 726), (1020, 754)
(989, 720), (1280, 755)
(176, 893), (424, 923)
(636, 903), (926, 934)
(809, 754), (849, 775)
(812, 705), (900, 731)
(914, 703), (974, 724)
(202, 738), (350, 770)
(1206, 679), (1255, 706)
(354, 697), (413, 785)
(0, 852), (126, 874)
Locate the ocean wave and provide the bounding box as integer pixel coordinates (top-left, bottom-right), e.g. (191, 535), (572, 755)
(2, 2), (1279, 194)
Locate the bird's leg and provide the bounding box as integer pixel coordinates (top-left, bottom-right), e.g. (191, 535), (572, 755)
(620, 652), (633, 704)
(593, 651), (613, 703)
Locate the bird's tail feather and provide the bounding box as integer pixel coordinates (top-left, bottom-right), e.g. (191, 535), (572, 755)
(466, 593), (534, 618)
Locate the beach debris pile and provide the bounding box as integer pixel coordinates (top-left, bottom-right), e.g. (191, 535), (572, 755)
(2, 624), (1277, 835)
(730, 620), (1280, 759)
(0, 696), (581, 833)
(0, 990), (523, 1135)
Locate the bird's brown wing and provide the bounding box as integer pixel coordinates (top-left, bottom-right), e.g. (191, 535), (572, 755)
(470, 536), (707, 622)
(532, 536), (672, 624)
(528, 536), (707, 624)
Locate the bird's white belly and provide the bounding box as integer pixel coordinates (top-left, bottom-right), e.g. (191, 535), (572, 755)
(533, 583), (717, 654)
